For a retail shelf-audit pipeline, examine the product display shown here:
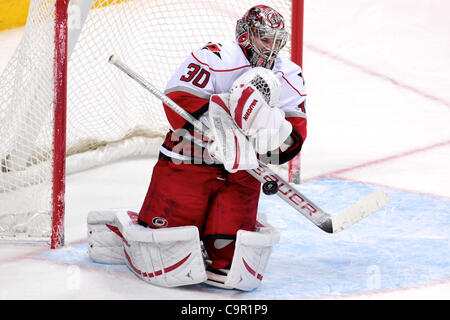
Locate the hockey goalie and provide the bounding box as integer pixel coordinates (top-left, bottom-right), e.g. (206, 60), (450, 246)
(87, 5), (307, 291)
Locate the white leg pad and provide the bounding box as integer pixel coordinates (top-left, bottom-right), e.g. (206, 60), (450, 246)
(223, 219), (280, 291)
(87, 210), (127, 264)
(116, 210), (207, 287)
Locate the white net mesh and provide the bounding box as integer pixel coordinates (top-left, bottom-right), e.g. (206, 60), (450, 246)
(0, 0), (293, 242)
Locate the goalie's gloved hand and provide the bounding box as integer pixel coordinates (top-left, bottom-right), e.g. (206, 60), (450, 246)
(228, 67), (292, 154)
(207, 93), (259, 173)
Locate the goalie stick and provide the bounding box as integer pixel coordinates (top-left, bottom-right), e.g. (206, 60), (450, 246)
(108, 55), (390, 233)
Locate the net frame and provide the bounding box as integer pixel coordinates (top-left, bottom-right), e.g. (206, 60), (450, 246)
(0, 0), (303, 248)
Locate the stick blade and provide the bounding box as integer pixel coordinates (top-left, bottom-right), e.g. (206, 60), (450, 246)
(331, 189), (390, 233)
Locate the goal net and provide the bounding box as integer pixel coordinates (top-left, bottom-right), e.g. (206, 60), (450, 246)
(0, 0), (301, 247)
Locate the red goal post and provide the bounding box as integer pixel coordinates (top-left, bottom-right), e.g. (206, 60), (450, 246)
(289, 0), (304, 184)
(0, 0), (304, 248)
(52, 0), (70, 248)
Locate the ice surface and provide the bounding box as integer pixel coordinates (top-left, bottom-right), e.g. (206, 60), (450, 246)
(0, 0), (449, 299)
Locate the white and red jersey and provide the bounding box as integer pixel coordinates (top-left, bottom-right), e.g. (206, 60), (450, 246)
(160, 41), (307, 165)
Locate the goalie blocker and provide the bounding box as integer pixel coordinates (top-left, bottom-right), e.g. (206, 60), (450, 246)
(87, 210), (279, 291)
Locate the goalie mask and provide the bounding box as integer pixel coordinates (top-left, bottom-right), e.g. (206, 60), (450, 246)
(236, 5), (288, 69)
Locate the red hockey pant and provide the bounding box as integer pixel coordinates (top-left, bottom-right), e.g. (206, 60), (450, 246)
(138, 159), (261, 269)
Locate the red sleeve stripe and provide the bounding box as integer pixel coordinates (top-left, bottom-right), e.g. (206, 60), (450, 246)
(164, 91), (209, 130)
(191, 52), (251, 72)
(275, 70), (307, 97)
(286, 116), (307, 142)
(211, 94), (231, 115)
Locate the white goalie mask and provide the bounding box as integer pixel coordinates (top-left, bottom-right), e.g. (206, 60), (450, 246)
(236, 5), (288, 68)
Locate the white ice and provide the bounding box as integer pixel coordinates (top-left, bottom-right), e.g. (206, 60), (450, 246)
(0, 0), (449, 300)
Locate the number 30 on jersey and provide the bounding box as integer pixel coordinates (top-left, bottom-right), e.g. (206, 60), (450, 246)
(180, 63), (211, 88)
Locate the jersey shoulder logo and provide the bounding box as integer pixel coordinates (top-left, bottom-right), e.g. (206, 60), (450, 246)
(202, 42), (222, 59)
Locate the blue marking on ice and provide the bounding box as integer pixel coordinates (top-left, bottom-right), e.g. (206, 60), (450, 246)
(248, 178), (450, 298)
(38, 242), (130, 274)
(37, 178), (450, 299)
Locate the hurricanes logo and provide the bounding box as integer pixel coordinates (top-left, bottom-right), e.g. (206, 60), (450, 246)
(152, 217), (168, 227)
(202, 42), (222, 59)
(267, 11), (284, 29)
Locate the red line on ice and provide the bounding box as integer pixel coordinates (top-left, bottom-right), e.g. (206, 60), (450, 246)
(304, 139), (450, 182)
(305, 43), (450, 109)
